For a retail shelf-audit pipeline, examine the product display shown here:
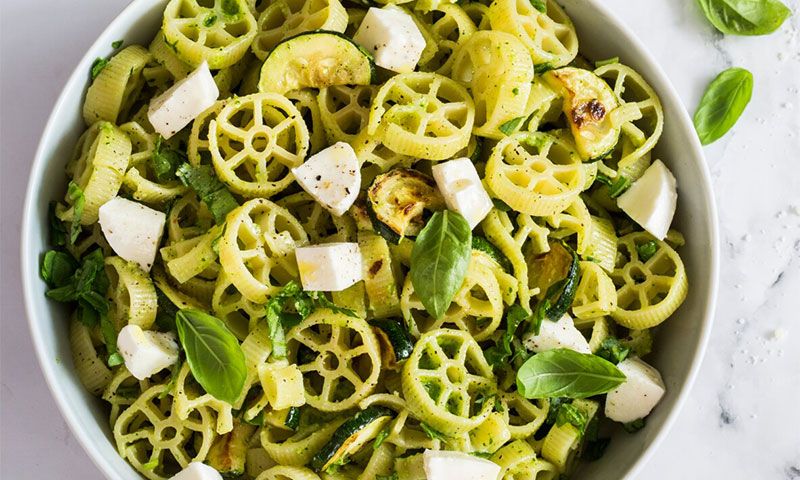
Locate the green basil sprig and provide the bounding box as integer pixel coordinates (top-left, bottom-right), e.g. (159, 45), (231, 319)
(410, 211), (472, 319)
(697, 0), (791, 36)
(516, 348), (626, 399)
(693, 67), (753, 145)
(175, 309), (247, 403)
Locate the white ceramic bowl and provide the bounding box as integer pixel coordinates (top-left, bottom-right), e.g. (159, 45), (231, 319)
(21, 1), (719, 478)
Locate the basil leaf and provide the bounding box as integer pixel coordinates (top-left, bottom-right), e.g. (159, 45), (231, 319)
(176, 163), (239, 224)
(66, 181), (85, 244)
(556, 403), (588, 434)
(41, 251), (78, 288)
(151, 136), (184, 183)
(265, 299), (289, 360)
(516, 349), (626, 399)
(486, 304), (529, 367)
(697, 0), (791, 35)
(175, 309), (247, 403)
(607, 175), (631, 198)
(499, 116), (527, 135)
(693, 67), (753, 145)
(420, 422), (447, 440)
(530, 0), (547, 13)
(90, 57), (108, 79)
(410, 211), (472, 319)
(48, 203), (67, 247)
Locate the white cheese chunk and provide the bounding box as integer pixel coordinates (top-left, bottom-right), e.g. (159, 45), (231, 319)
(604, 357), (666, 424)
(523, 313), (591, 354)
(295, 242), (363, 292)
(117, 325), (179, 381)
(292, 142), (360, 217)
(617, 159), (677, 240)
(431, 157), (493, 229)
(423, 449), (501, 480)
(148, 61), (219, 139)
(98, 197), (166, 272)
(353, 6), (426, 73)
(170, 462), (223, 480)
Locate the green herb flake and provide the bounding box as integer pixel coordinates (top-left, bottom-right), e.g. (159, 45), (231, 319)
(636, 240), (659, 262)
(152, 136), (185, 183)
(556, 402), (588, 434)
(420, 422), (447, 441)
(512, 87), (520, 96)
(594, 56), (620, 68)
(203, 13), (218, 27)
(492, 198), (512, 212)
(693, 67), (753, 145)
(595, 337), (631, 365)
(499, 116), (527, 136)
(176, 163), (239, 224)
(623, 417), (646, 433)
(529, 0), (547, 13)
(582, 438), (611, 461)
(608, 175), (631, 198)
(221, 0), (241, 16)
(90, 58), (109, 79)
(111, 40), (124, 49)
(373, 427), (391, 450)
(65, 181), (85, 244)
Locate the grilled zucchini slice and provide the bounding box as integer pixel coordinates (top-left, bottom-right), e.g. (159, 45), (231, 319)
(309, 405), (394, 472)
(369, 318), (414, 367)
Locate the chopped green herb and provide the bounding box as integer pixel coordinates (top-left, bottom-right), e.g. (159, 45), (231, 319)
(203, 14), (218, 27)
(152, 136), (184, 183)
(636, 240), (659, 262)
(420, 422), (447, 441)
(529, 0), (547, 13)
(112, 40), (124, 49)
(512, 87), (520, 96)
(65, 181), (85, 244)
(595, 56), (619, 68)
(141, 458), (159, 470)
(608, 175), (631, 198)
(485, 304), (530, 367)
(594, 172), (613, 187)
(582, 437), (611, 461)
(499, 116), (527, 136)
(623, 418), (646, 433)
(373, 427), (391, 450)
(48, 203), (68, 247)
(221, 0), (241, 16)
(41, 251), (78, 288)
(534, 63), (554, 74)
(470, 451), (494, 459)
(176, 163), (239, 224)
(492, 198), (512, 212)
(90, 58), (109, 79)
(158, 361), (183, 399)
(376, 474), (399, 480)
(154, 288), (179, 332)
(556, 403), (588, 434)
(595, 337), (630, 365)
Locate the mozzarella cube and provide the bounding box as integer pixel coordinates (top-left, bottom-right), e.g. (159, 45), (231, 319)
(295, 242), (362, 292)
(259, 362), (306, 410)
(605, 357), (666, 424)
(523, 313), (591, 354)
(99, 197), (166, 272)
(431, 158), (493, 229)
(292, 142), (360, 216)
(353, 6), (426, 73)
(423, 450), (501, 480)
(117, 325), (179, 380)
(148, 61), (219, 139)
(170, 462), (222, 480)
(617, 159), (677, 240)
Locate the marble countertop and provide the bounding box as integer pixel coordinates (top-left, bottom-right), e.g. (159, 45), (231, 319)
(1, 0), (799, 478)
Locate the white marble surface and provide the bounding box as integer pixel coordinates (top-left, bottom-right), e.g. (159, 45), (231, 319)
(1, 0), (799, 478)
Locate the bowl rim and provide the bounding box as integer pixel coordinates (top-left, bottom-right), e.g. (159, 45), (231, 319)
(21, 0), (719, 478)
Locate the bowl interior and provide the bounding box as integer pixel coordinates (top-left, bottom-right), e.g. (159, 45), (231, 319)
(21, 1), (718, 479)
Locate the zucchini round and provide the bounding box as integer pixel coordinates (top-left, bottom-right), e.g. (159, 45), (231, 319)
(543, 67), (621, 160)
(472, 235), (513, 273)
(531, 242), (580, 321)
(309, 405), (394, 471)
(369, 318), (414, 367)
(367, 169), (445, 244)
(259, 31), (375, 95)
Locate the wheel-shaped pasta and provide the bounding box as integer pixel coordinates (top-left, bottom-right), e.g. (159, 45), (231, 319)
(83, 45), (151, 125)
(402, 328), (496, 435)
(462, 2), (491, 31)
(487, 0), (578, 68)
(105, 256), (158, 330)
(572, 261), (618, 319)
(162, 0), (257, 69)
(209, 92), (310, 198)
(188, 100), (228, 167)
(172, 363), (234, 434)
(545, 197), (592, 255)
(277, 191), (356, 244)
(351, 130), (415, 189)
(485, 131), (585, 217)
(481, 209), (549, 308)
(401, 251), (515, 341)
(610, 232), (688, 329)
(318, 85), (378, 144)
(498, 392), (549, 439)
(113, 384), (216, 480)
(450, 31), (533, 138)
(69, 315), (112, 396)
(368, 72), (474, 161)
(121, 122), (189, 204)
(595, 62), (664, 169)
(103, 367), (144, 426)
(212, 270), (266, 340)
(58, 122), (131, 225)
(492, 439), (558, 480)
(219, 198), (308, 303)
(287, 311), (382, 411)
(251, 0), (348, 60)
(285, 89), (327, 154)
(416, 4), (477, 75)
(166, 193), (215, 243)
(256, 466), (322, 480)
